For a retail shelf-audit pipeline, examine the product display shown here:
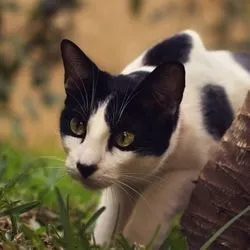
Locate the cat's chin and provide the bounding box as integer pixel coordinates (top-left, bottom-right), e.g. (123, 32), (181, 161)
(67, 169), (113, 190)
(79, 179), (111, 190)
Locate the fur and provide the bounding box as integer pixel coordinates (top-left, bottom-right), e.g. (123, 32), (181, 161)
(59, 30), (250, 248)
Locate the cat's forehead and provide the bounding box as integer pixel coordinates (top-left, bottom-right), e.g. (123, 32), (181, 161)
(63, 70), (149, 120)
(108, 71), (149, 94)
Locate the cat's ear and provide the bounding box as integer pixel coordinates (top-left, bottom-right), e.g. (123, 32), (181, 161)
(60, 39), (98, 88)
(141, 61), (185, 114)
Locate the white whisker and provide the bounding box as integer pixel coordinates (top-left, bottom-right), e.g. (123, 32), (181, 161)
(115, 179), (153, 216)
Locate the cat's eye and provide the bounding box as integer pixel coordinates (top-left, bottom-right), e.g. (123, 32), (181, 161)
(115, 132), (135, 148)
(70, 117), (86, 136)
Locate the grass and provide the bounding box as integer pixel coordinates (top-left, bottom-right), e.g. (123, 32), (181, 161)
(1, 143), (248, 249)
(0, 143), (187, 249)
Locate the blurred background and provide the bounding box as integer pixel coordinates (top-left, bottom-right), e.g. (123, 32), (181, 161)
(1, 0), (250, 151)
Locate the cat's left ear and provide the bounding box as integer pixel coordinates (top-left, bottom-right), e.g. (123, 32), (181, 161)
(140, 61), (185, 114)
(60, 39), (99, 88)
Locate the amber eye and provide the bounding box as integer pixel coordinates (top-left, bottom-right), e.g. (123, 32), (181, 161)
(70, 117), (86, 136)
(115, 132), (135, 148)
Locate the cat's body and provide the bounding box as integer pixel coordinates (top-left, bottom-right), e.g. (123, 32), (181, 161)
(60, 30), (250, 248)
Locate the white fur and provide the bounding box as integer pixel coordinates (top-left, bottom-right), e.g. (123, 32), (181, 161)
(63, 30), (250, 248)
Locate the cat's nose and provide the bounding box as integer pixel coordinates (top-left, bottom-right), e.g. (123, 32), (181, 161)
(76, 163), (97, 178)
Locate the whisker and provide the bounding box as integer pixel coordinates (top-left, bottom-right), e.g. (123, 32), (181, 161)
(116, 82), (131, 125)
(111, 180), (137, 205)
(115, 180), (153, 216)
(90, 66), (99, 112)
(54, 173), (69, 183)
(72, 108), (88, 121)
(34, 155), (65, 162)
(44, 166), (65, 170)
(119, 173), (166, 189)
(116, 82), (141, 125)
(67, 91), (88, 120)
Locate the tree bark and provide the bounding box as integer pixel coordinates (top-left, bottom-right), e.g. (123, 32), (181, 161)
(181, 92), (250, 250)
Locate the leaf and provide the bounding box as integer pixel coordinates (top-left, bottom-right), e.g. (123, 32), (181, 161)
(81, 206), (105, 233)
(9, 214), (18, 240)
(0, 201), (40, 216)
(116, 234), (135, 250)
(4, 172), (26, 191)
(145, 225), (161, 250)
(0, 154), (7, 181)
(159, 225), (188, 250)
(55, 187), (81, 250)
(0, 169), (28, 198)
(20, 224), (44, 249)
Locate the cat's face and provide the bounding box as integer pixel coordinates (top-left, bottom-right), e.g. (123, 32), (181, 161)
(59, 39), (185, 189)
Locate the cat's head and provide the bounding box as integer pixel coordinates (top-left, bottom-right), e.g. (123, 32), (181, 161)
(59, 39), (185, 189)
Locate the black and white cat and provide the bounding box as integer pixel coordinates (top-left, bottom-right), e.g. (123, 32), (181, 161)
(59, 30), (250, 248)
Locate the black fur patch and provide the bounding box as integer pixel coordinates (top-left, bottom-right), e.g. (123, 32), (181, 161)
(233, 52), (250, 72)
(60, 39), (185, 157)
(143, 33), (192, 66)
(105, 76), (180, 156)
(60, 70), (180, 156)
(201, 84), (234, 140)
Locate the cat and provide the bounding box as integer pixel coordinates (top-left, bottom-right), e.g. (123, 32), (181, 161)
(59, 30), (250, 248)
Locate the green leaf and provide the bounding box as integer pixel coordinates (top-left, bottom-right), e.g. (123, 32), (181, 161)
(0, 169), (28, 198)
(81, 206), (105, 233)
(20, 224), (44, 249)
(145, 225), (161, 250)
(0, 200), (40, 216)
(116, 234), (134, 249)
(9, 214), (18, 240)
(55, 187), (80, 250)
(159, 225), (188, 250)
(0, 154), (7, 181)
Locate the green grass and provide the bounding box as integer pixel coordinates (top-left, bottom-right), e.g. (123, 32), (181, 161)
(0, 143), (188, 249)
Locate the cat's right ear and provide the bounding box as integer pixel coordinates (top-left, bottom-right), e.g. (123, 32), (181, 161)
(60, 39), (98, 88)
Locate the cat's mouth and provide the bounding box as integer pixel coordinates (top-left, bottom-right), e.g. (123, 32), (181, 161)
(67, 168), (114, 190)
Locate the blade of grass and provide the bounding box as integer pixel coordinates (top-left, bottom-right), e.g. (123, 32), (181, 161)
(0, 155), (7, 181)
(116, 234), (134, 250)
(81, 206), (105, 233)
(200, 205), (250, 250)
(9, 214), (18, 240)
(20, 224), (43, 249)
(0, 200), (40, 216)
(55, 187), (81, 250)
(0, 169), (29, 199)
(145, 225), (161, 250)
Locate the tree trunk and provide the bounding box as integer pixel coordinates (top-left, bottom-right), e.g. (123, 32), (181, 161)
(181, 91), (250, 250)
